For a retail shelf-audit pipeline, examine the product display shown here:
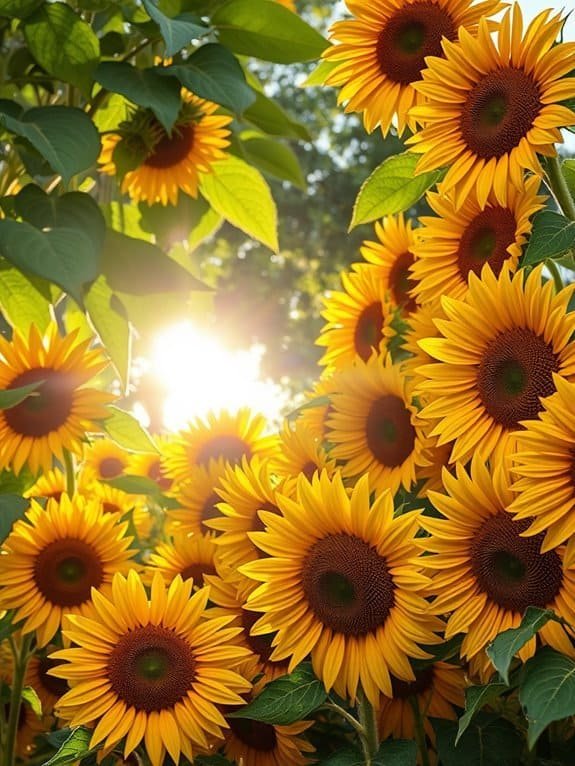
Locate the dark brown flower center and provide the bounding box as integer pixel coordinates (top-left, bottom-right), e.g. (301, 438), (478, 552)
(477, 327), (559, 429)
(241, 609), (288, 667)
(34, 538), (104, 607)
(98, 457), (126, 479)
(102, 502), (121, 514)
(391, 666), (434, 699)
(180, 562), (217, 587)
(354, 302), (384, 361)
(5, 368), (75, 437)
(377, 2), (457, 84)
(457, 206), (518, 280)
(201, 491), (223, 532)
(301, 460), (318, 481)
(147, 459), (172, 492)
(228, 717), (277, 752)
(302, 533), (395, 636)
(460, 67), (542, 159)
(196, 436), (251, 467)
(252, 501), (281, 534)
(366, 395), (416, 467)
(389, 252), (417, 313)
(108, 625), (195, 712)
(37, 656), (69, 699)
(470, 512), (563, 611)
(144, 124), (194, 169)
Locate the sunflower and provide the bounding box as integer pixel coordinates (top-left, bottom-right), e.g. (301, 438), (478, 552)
(127, 437), (175, 494)
(296, 375), (339, 443)
(164, 408), (278, 485)
(25, 468), (66, 502)
(86, 480), (138, 517)
(421, 458), (575, 662)
(222, 717), (314, 766)
(0, 494), (135, 646)
(408, 6), (575, 207)
(26, 651), (69, 715)
(242, 471), (441, 705)
(50, 571), (252, 766)
(99, 94), (232, 206)
(317, 264), (393, 371)
(416, 265), (575, 463)
(81, 437), (130, 485)
(323, 0), (504, 136)
(360, 214), (419, 315)
(269, 420), (337, 497)
(328, 355), (429, 496)
(411, 176), (546, 304)
(400, 301), (446, 392)
(0, 324), (112, 476)
(147, 531), (220, 589)
(168, 463), (227, 535)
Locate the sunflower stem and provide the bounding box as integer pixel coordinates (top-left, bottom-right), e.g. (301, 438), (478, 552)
(3, 633), (33, 766)
(357, 688), (379, 764)
(323, 701), (365, 737)
(63, 449), (76, 497)
(409, 696), (431, 766)
(545, 155), (575, 221)
(546, 258), (564, 293)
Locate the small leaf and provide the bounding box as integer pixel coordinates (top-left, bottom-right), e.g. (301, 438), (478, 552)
(101, 406), (157, 452)
(301, 58), (338, 87)
(42, 726), (95, 766)
(486, 607), (559, 684)
(227, 662), (326, 725)
(95, 62), (181, 133)
(0, 611), (17, 643)
(0, 263), (52, 333)
(0, 494), (29, 543)
(522, 210), (575, 266)
(107, 474), (161, 495)
(213, 0), (328, 64)
(142, 0), (208, 57)
(350, 152), (443, 229)
(520, 648), (575, 749)
(200, 155), (278, 252)
(434, 715), (523, 766)
(22, 686), (42, 717)
(0, 380), (45, 410)
(241, 135), (306, 188)
(24, 3), (100, 96)
(456, 682), (509, 743)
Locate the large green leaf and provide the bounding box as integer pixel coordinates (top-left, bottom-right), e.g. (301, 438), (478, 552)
(161, 44), (255, 114)
(522, 210), (575, 266)
(142, 0), (208, 56)
(0, 0), (43, 19)
(520, 648), (575, 749)
(200, 155), (278, 252)
(241, 135), (306, 188)
(434, 715), (523, 766)
(85, 276), (131, 393)
(227, 663), (326, 725)
(0, 104), (100, 184)
(43, 726), (95, 766)
(456, 682), (509, 742)
(350, 152), (442, 229)
(213, 0), (328, 63)
(0, 494), (28, 543)
(23, 3), (100, 96)
(0, 262), (52, 332)
(101, 406), (157, 452)
(95, 62), (181, 133)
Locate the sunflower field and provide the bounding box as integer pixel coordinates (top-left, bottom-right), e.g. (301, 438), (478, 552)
(1, 0), (575, 764)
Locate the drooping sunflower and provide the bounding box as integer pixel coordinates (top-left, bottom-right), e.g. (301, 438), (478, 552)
(328, 355), (430, 496)
(412, 177), (546, 304)
(242, 471), (442, 705)
(25, 468), (66, 502)
(317, 264), (393, 371)
(147, 531), (220, 589)
(0, 494), (135, 646)
(26, 651), (69, 715)
(421, 458), (575, 663)
(269, 420), (337, 497)
(0, 324), (112, 475)
(168, 463), (227, 535)
(81, 438), (130, 484)
(323, 0), (504, 136)
(50, 571), (252, 766)
(416, 265), (575, 463)
(408, 6), (575, 207)
(360, 214), (419, 315)
(99, 94), (232, 206)
(222, 717), (314, 766)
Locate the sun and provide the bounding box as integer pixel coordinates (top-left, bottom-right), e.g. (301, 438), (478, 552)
(147, 322), (289, 430)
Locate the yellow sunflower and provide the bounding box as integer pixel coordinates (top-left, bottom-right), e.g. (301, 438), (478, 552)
(400, 300), (446, 393)
(328, 355), (429, 496)
(127, 437), (175, 494)
(26, 651), (69, 715)
(411, 176), (547, 304)
(269, 420), (337, 497)
(81, 438), (130, 484)
(360, 214), (419, 315)
(511, 375), (575, 566)
(242, 471), (441, 705)
(86, 480), (138, 516)
(0, 324), (112, 475)
(296, 375), (338, 443)
(408, 5), (575, 207)
(99, 94), (232, 206)
(0, 494), (135, 646)
(147, 531), (220, 589)
(164, 408), (278, 485)
(168, 463), (227, 535)
(317, 264), (393, 371)
(222, 717), (314, 766)
(417, 265), (575, 463)
(323, 0), (504, 135)
(50, 571), (252, 766)
(25, 467), (66, 502)
(421, 458), (575, 662)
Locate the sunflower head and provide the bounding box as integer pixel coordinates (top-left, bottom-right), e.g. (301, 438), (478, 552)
(269, 419), (337, 497)
(80, 437), (130, 485)
(147, 531), (221, 589)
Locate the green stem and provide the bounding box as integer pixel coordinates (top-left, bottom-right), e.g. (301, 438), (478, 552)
(323, 701), (365, 737)
(546, 155), (575, 221)
(409, 697), (431, 766)
(3, 634), (33, 766)
(63, 449), (76, 497)
(546, 258), (564, 293)
(357, 688), (379, 765)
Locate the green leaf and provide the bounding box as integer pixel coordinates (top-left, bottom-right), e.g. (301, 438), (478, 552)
(84, 276), (131, 393)
(227, 662), (326, 725)
(95, 62), (181, 133)
(0, 0), (43, 19)
(0, 105), (100, 184)
(23, 3), (100, 97)
(0, 262), (52, 333)
(22, 686), (42, 717)
(0, 220), (99, 305)
(101, 406), (157, 452)
(160, 44), (255, 114)
(142, 0), (208, 57)
(520, 648), (575, 749)
(42, 726), (95, 766)
(456, 682), (509, 743)
(522, 210), (575, 266)
(350, 152), (443, 229)
(107, 475), (161, 495)
(0, 611), (17, 643)
(200, 155), (278, 252)
(486, 607), (558, 685)
(319, 741), (416, 766)
(241, 135), (306, 188)
(562, 158), (575, 200)
(213, 0), (328, 63)
(301, 58), (338, 87)
(319, 751), (364, 766)
(434, 715), (523, 766)
(188, 198), (223, 250)
(0, 380), (46, 410)
(243, 77), (310, 140)
(0, 495), (28, 543)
